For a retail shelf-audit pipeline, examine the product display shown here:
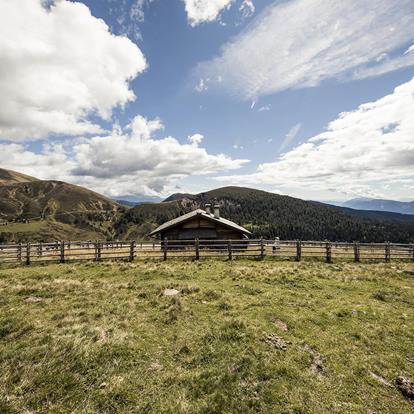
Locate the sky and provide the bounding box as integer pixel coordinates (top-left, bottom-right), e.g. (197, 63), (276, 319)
(0, 0), (413, 202)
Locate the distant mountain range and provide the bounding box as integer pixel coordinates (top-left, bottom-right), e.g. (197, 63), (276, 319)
(340, 198), (414, 215)
(114, 195), (163, 207)
(1, 168), (413, 243)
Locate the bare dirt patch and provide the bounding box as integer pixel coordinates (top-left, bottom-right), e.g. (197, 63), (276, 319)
(274, 319), (288, 332)
(263, 334), (287, 350)
(303, 344), (327, 378)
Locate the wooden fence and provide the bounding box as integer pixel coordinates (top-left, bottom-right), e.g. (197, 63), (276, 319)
(0, 239), (413, 265)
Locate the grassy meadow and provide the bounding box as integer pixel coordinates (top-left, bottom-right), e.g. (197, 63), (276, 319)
(0, 259), (413, 413)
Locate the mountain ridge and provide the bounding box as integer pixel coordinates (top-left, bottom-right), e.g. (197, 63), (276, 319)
(0, 169), (123, 242)
(0, 168), (39, 185)
(115, 186), (414, 243)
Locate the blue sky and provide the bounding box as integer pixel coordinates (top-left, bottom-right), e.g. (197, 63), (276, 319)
(0, 0), (413, 201)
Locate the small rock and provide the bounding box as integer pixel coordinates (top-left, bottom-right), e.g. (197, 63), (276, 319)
(396, 376), (414, 402)
(274, 319), (288, 332)
(24, 296), (44, 303)
(163, 288), (180, 296)
(99, 382), (107, 389)
(263, 334), (287, 350)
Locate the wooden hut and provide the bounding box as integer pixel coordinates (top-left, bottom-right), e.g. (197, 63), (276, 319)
(149, 204), (251, 240)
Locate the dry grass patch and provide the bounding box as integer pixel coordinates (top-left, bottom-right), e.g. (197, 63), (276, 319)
(0, 259), (413, 413)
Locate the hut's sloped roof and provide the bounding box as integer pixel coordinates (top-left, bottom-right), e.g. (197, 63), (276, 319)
(149, 208), (252, 236)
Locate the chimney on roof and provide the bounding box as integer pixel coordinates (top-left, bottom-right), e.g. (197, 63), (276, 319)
(205, 204), (211, 214)
(214, 204), (220, 218)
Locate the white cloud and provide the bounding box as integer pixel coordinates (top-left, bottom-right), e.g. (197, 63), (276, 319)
(195, 0), (414, 99)
(216, 77), (414, 198)
(239, 0), (255, 19)
(195, 78), (209, 92)
(0, 116), (248, 196)
(258, 105), (271, 112)
(0, 0), (146, 141)
(279, 123), (302, 152)
(404, 44), (414, 55)
(188, 133), (204, 145)
(129, 0), (148, 22)
(115, 0), (155, 41)
(182, 0), (234, 27)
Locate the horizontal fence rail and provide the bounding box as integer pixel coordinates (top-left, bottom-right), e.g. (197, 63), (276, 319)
(0, 239), (413, 265)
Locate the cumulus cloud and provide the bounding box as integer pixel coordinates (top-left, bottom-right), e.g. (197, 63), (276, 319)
(188, 133), (204, 145)
(216, 77), (414, 198)
(0, 116), (248, 196)
(0, 0), (146, 141)
(195, 0), (414, 99)
(182, 0), (234, 26)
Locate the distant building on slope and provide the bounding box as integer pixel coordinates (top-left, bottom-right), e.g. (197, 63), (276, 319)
(149, 204), (251, 240)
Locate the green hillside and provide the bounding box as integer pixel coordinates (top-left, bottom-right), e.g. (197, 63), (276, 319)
(115, 186), (414, 242)
(0, 170), (124, 243)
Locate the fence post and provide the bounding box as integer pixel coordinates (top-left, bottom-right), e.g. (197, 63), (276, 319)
(296, 240), (301, 261)
(195, 238), (200, 260)
(326, 241), (332, 263)
(60, 240), (65, 264)
(95, 240), (101, 262)
(228, 240), (232, 260)
(411, 243), (414, 263)
(260, 238), (265, 259)
(129, 240), (135, 262)
(17, 243), (22, 262)
(354, 242), (360, 262)
(163, 237), (168, 261)
(385, 241), (391, 263)
(26, 242), (31, 265)
(38, 242), (42, 257)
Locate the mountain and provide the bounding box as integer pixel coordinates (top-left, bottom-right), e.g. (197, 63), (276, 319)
(114, 195), (163, 205)
(163, 193), (196, 202)
(342, 198), (414, 215)
(115, 186), (414, 243)
(0, 168), (39, 185)
(115, 200), (138, 207)
(0, 169), (124, 242)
